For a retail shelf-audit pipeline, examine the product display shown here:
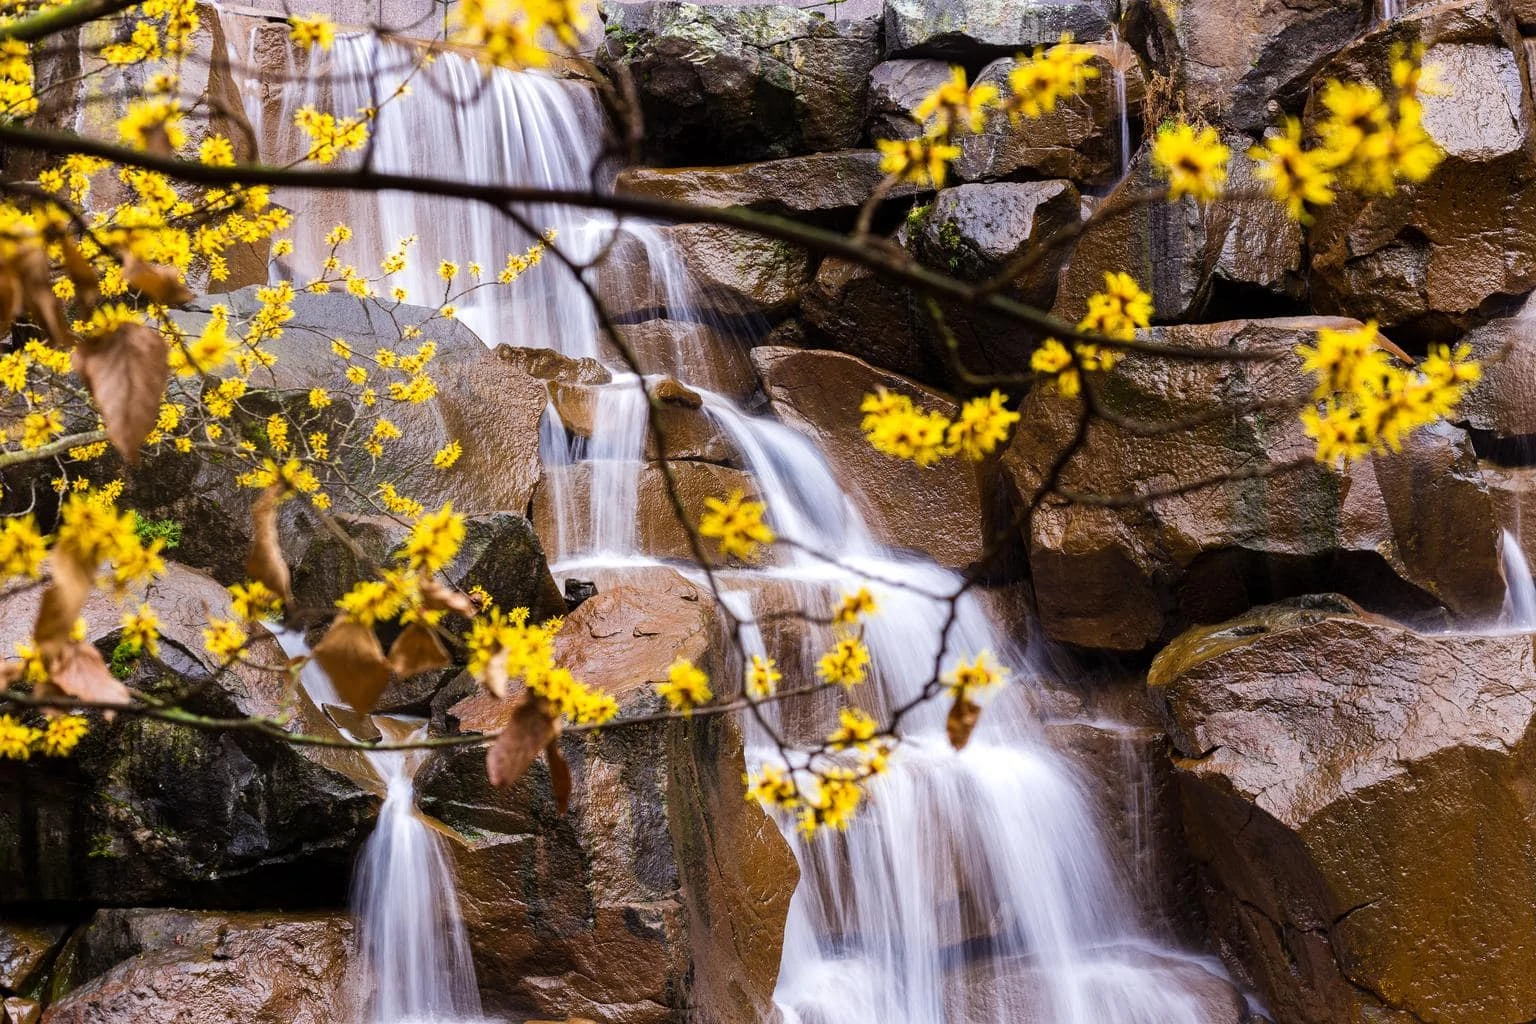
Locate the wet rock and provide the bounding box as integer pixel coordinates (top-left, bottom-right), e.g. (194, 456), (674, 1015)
(954, 41), (1146, 189)
(800, 257), (937, 384)
(866, 59), (953, 141)
(0, 920), (69, 995)
(1129, 0), (1371, 133)
(0, 564), (378, 906)
(600, 2), (881, 164)
(3, 998), (37, 1024)
(1458, 309), (1536, 440)
(550, 380), (738, 464)
(1150, 599), (1536, 1023)
(617, 150), (920, 220)
(1003, 317), (1505, 650)
(531, 460), (760, 564)
(497, 345), (613, 385)
(1306, 1), (1536, 341)
(913, 180), (1080, 307)
(751, 345), (1021, 573)
(883, 0), (1115, 59)
(595, 318), (757, 401)
(42, 910), (356, 1023)
(659, 223), (812, 320)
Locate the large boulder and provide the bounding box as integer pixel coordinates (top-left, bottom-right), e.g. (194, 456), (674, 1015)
(600, 2), (881, 164)
(1004, 317), (1506, 650)
(752, 345), (1022, 574)
(911, 180), (1080, 307)
(882, 0), (1115, 59)
(599, 223), (813, 323)
(1129, 0), (1372, 133)
(1149, 598), (1536, 1024)
(617, 150), (920, 221)
(800, 257), (940, 385)
(1457, 308), (1536, 441)
(421, 567), (794, 1024)
(0, 564), (378, 906)
(41, 910), (356, 1023)
(1306, 1), (1536, 342)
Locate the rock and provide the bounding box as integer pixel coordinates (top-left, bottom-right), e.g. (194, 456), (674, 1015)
(531, 460), (760, 564)
(0, 920), (69, 995)
(882, 0), (1115, 59)
(595, 318), (758, 401)
(549, 380), (739, 464)
(945, 950), (1247, 1022)
(1306, 1), (1536, 342)
(1129, 0), (1372, 133)
(0, 564), (378, 906)
(1458, 310), (1536, 440)
(659, 223), (813, 320)
(617, 150), (921, 220)
(600, 2), (881, 164)
(913, 180), (1080, 307)
(954, 41), (1146, 189)
(1149, 599), (1536, 1023)
(3, 998), (38, 1024)
(752, 345), (1021, 573)
(496, 345), (613, 385)
(1004, 317), (1505, 650)
(1209, 137), (1308, 307)
(800, 257), (941, 385)
(866, 59), (953, 142)
(42, 910), (356, 1023)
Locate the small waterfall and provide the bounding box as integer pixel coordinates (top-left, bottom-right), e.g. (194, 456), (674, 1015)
(1379, 0), (1400, 21)
(1501, 529), (1536, 631)
(276, 631), (484, 1024)
(1108, 28), (1132, 180)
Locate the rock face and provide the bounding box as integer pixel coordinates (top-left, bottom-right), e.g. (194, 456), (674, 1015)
(882, 0), (1115, 58)
(1306, 1), (1536, 341)
(421, 568), (794, 1024)
(1130, 0), (1372, 133)
(912, 180), (1080, 306)
(0, 564), (378, 906)
(1150, 598), (1536, 1024)
(617, 151), (918, 220)
(1005, 317), (1505, 650)
(752, 345), (1021, 573)
(601, 223), (813, 323)
(601, 2), (881, 164)
(42, 910), (357, 1024)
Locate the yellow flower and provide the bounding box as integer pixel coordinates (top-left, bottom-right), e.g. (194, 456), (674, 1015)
(827, 706), (878, 752)
(1005, 33), (1098, 121)
(117, 98), (186, 152)
(876, 134), (962, 188)
(699, 490), (774, 561)
(199, 135), (236, 167)
(745, 763), (800, 810)
(120, 604), (160, 657)
(433, 441), (463, 469)
(817, 636), (871, 689)
(797, 769), (862, 835)
(0, 715), (39, 760)
(947, 390), (1020, 461)
(1250, 119), (1336, 221)
(1030, 338), (1080, 397)
(308, 388), (332, 409)
(38, 715), (88, 756)
(860, 387), (953, 466)
(1152, 121), (1230, 203)
(942, 650), (1008, 696)
(229, 581), (283, 621)
(913, 66), (999, 135)
(832, 588), (878, 627)
(0, 514), (47, 579)
(745, 654), (781, 698)
(438, 260), (459, 281)
(203, 618), (248, 660)
(401, 503), (466, 574)
(288, 13), (337, 50)
(657, 657), (712, 714)
(336, 578), (407, 627)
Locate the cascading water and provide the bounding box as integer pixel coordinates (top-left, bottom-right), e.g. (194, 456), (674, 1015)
(1501, 529), (1536, 631)
(1107, 28), (1132, 181)
(256, 31), (1240, 1023)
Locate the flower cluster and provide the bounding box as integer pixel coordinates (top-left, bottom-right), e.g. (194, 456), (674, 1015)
(699, 490), (775, 561)
(1030, 271), (1153, 398)
(0, 714), (90, 759)
(861, 387), (1020, 466)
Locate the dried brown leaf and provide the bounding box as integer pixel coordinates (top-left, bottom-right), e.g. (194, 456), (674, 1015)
(122, 254), (193, 306)
(311, 615), (390, 714)
(14, 246), (71, 349)
(0, 261), (21, 340)
(545, 739), (572, 813)
(33, 550), (95, 654)
(487, 695), (558, 789)
(44, 641), (131, 708)
(420, 577), (477, 618)
(245, 484), (292, 606)
(57, 234), (99, 311)
(387, 622), (450, 678)
(481, 647), (510, 700)
(73, 322), (169, 464)
(945, 693), (981, 751)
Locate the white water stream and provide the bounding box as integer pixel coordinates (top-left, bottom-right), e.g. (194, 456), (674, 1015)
(253, 32), (1238, 1023)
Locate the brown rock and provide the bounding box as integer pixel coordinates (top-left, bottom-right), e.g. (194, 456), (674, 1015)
(800, 257), (938, 384)
(0, 920), (69, 994)
(617, 150), (920, 220)
(548, 379), (738, 464)
(913, 180), (1080, 306)
(603, 223), (812, 321)
(882, 0), (1115, 58)
(596, 318), (757, 401)
(41, 910), (356, 1024)
(531, 460), (760, 564)
(1306, 1), (1536, 341)
(866, 59), (953, 142)
(1004, 317), (1505, 650)
(1149, 599), (1536, 1023)
(3, 998), (38, 1024)
(955, 41), (1146, 189)
(1457, 309), (1536, 439)
(752, 345), (1021, 573)
(497, 344), (612, 385)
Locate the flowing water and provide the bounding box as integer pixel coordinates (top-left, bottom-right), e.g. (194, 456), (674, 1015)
(254, 33), (1238, 1023)
(1501, 529), (1536, 631)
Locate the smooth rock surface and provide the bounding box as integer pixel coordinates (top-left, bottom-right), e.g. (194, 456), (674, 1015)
(883, 0), (1115, 58)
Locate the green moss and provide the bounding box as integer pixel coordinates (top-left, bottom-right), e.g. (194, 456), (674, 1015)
(107, 639), (139, 680)
(86, 834), (117, 859)
(131, 513), (182, 551)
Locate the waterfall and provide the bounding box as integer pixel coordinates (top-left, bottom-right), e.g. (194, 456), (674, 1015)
(254, 31), (1241, 1023)
(274, 630), (485, 1024)
(1108, 27), (1132, 181)
(1501, 529), (1536, 631)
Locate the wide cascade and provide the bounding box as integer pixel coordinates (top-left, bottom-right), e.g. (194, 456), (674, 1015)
(260, 33), (1241, 1023)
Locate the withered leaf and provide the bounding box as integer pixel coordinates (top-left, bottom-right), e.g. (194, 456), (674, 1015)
(57, 234), (99, 311)
(481, 647), (510, 700)
(13, 246), (71, 349)
(311, 615), (390, 714)
(122, 254), (193, 306)
(245, 484), (292, 606)
(945, 693), (981, 751)
(73, 322), (169, 464)
(545, 739), (572, 813)
(487, 695), (558, 789)
(44, 641), (131, 709)
(387, 622), (450, 678)
(420, 576), (477, 618)
(33, 550), (95, 653)
(0, 261), (22, 340)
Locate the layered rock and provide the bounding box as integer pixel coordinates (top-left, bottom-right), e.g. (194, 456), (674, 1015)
(617, 151), (920, 221)
(882, 0), (1115, 58)
(752, 345), (1022, 573)
(600, 2), (881, 164)
(1005, 317), (1505, 650)
(1150, 598), (1536, 1023)
(0, 564), (378, 906)
(599, 223), (813, 323)
(1306, 0), (1536, 341)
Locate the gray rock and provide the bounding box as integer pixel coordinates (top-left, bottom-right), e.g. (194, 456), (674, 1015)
(866, 59), (953, 141)
(914, 180), (1080, 305)
(883, 0), (1116, 58)
(617, 150), (922, 219)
